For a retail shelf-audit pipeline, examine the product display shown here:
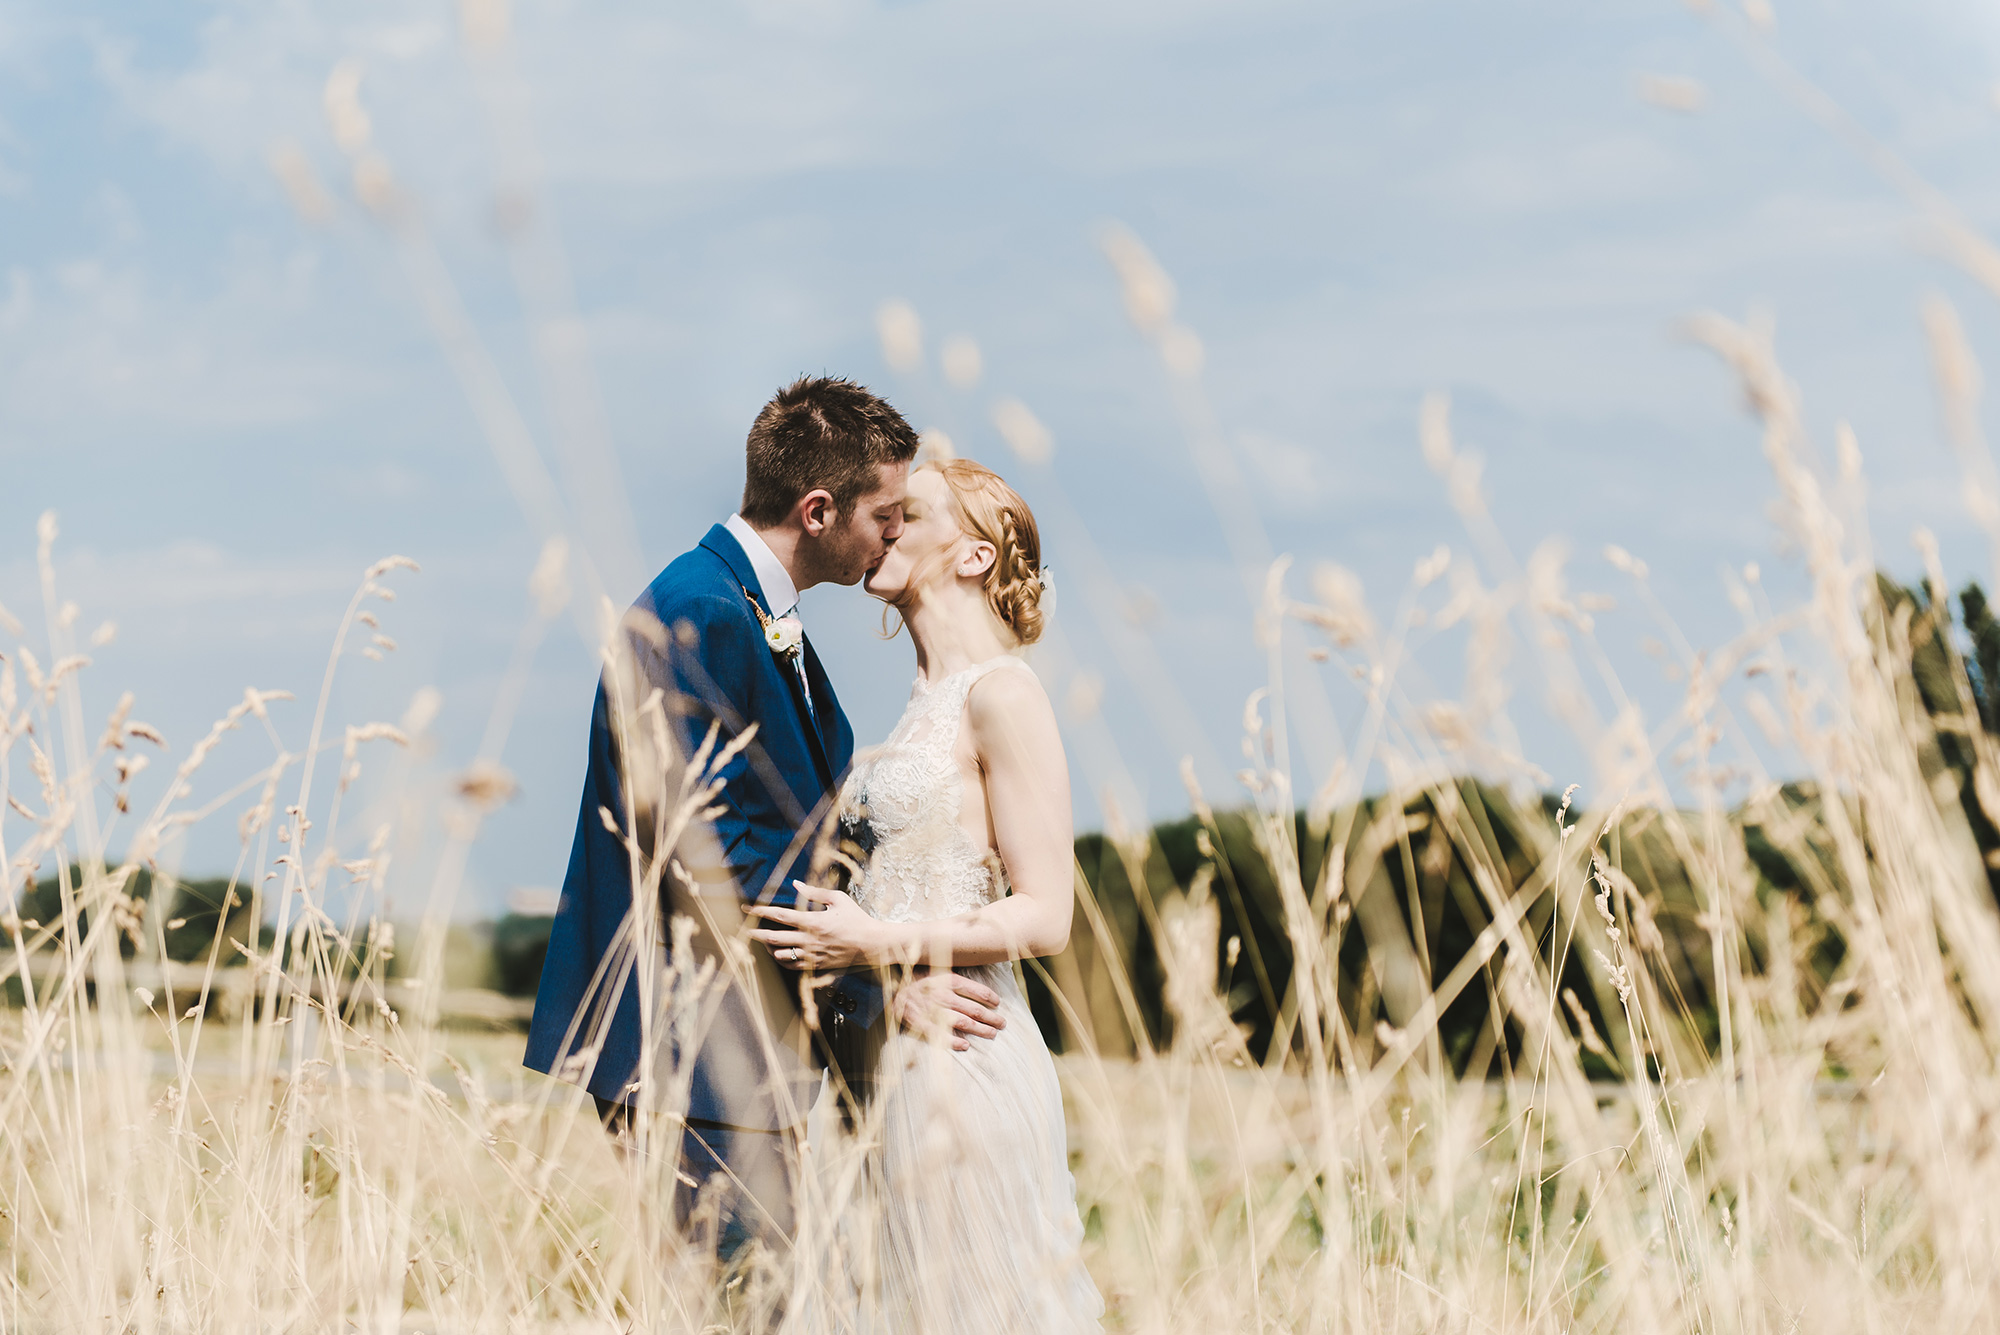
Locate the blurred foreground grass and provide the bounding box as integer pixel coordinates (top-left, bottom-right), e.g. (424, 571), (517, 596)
(10, 288), (2000, 1331)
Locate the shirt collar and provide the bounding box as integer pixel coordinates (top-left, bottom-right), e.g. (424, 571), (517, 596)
(724, 513), (801, 615)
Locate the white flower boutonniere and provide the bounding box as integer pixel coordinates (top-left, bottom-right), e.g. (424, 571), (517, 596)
(765, 616), (804, 660)
(744, 586), (804, 662)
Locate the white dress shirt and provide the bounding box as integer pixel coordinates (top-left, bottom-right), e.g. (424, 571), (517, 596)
(724, 513), (799, 617)
(724, 513), (816, 726)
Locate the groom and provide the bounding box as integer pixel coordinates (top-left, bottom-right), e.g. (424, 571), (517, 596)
(524, 375), (1007, 1257)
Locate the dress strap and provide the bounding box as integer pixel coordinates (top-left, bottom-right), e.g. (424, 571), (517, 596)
(954, 654), (1030, 701)
(970, 653), (1031, 680)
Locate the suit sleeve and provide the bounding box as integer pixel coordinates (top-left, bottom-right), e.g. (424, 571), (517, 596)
(521, 675), (644, 1099)
(525, 580), (836, 1102)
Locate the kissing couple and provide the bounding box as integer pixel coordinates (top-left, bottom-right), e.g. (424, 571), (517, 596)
(524, 376), (1104, 1331)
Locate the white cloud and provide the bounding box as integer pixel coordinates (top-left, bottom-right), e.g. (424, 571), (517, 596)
(0, 244), (400, 438)
(0, 540), (368, 667)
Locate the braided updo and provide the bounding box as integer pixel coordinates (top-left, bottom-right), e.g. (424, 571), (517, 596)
(926, 459), (1046, 646)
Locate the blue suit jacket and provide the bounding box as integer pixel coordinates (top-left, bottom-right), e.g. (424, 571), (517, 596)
(524, 524), (881, 1125)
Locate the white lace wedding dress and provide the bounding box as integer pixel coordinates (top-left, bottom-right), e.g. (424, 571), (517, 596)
(800, 655), (1103, 1334)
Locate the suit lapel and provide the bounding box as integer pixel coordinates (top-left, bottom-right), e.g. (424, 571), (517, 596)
(698, 524), (764, 601)
(699, 525), (834, 789)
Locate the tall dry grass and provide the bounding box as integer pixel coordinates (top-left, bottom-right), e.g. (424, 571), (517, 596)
(13, 14), (2000, 1326)
(5, 288), (2000, 1334)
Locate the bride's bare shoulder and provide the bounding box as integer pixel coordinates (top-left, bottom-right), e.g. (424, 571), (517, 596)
(964, 659), (1058, 742)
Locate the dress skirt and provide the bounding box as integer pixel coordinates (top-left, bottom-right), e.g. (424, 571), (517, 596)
(796, 964), (1103, 1335)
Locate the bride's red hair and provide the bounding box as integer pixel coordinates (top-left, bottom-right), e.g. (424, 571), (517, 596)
(883, 459), (1045, 646)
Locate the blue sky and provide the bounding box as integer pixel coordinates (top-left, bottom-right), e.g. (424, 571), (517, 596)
(4, 0), (2000, 916)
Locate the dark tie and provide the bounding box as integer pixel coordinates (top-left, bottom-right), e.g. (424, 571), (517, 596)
(781, 603), (816, 729)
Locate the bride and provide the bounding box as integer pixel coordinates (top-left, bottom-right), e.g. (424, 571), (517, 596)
(746, 457), (1103, 1333)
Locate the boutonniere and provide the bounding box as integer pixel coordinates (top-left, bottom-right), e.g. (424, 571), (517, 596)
(744, 586), (804, 662)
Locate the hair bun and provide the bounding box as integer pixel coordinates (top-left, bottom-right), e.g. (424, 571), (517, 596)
(928, 461), (1046, 646)
(995, 508), (1045, 644)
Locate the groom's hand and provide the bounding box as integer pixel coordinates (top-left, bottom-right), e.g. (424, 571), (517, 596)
(895, 971), (1006, 1051)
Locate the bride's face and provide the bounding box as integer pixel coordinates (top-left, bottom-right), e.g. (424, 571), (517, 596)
(864, 468), (973, 603)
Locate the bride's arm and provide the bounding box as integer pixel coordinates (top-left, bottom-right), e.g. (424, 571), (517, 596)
(743, 667), (1075, 970)
(904, 664), (1075, 965)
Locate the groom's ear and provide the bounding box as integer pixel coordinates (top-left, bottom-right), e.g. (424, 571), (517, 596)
(796, 488), (838, 535)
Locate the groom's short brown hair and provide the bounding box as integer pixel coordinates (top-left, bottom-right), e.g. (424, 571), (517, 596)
(739, 376), (920, 526)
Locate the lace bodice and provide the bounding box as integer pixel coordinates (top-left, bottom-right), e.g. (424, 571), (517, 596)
(843, 656), (1029, 925)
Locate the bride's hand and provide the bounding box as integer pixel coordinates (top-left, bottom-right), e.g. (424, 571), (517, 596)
(743, 881), (888, 970)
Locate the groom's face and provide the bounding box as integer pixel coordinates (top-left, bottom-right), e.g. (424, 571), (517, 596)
(815, 462), (909, 587)
(863, 466), (963, 603)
